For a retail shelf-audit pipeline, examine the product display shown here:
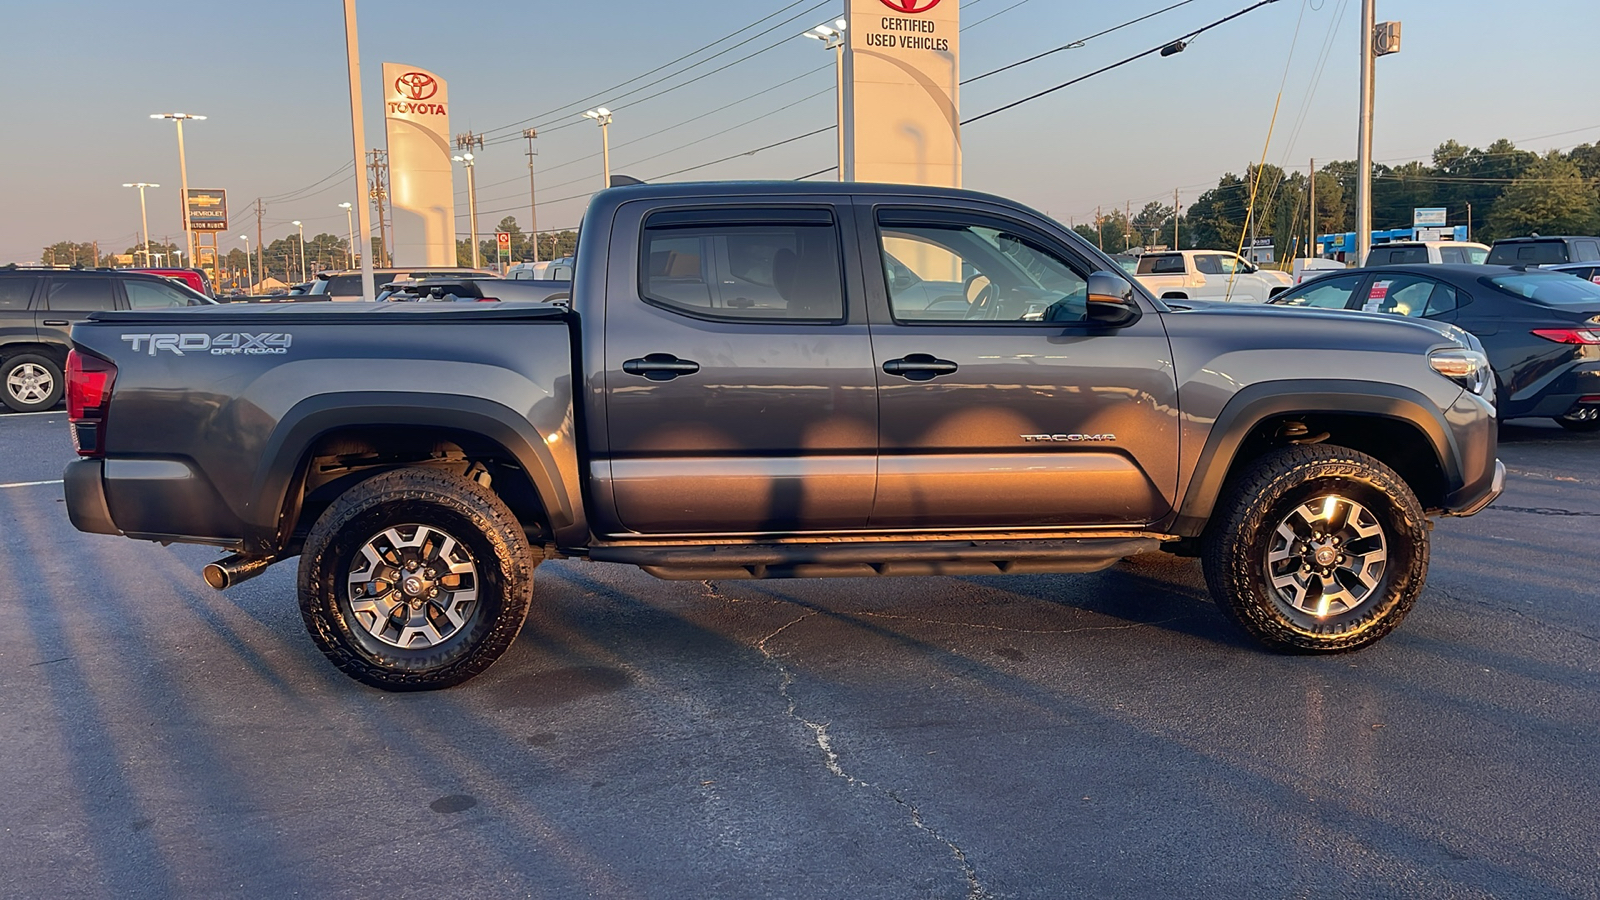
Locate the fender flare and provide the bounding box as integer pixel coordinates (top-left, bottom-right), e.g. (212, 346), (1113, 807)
(1166, 379), (1460, 537)
(245, 392), (573, 552)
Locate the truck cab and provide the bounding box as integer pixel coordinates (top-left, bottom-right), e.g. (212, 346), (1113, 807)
(1133, 249), (1292, 302)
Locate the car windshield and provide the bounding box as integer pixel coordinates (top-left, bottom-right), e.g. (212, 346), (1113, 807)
(1489, 272), (1600, 305)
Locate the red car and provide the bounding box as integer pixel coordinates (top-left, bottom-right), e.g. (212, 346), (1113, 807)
(127, 267), (214, 297)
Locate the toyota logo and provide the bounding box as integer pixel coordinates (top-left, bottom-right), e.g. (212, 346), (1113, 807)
(395, 72), (438, 101)
(879, 0), (942, 11)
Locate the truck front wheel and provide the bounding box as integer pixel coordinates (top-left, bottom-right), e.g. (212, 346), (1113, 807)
(298, 467), (535, 691)
(1202, 445), (1429, 653)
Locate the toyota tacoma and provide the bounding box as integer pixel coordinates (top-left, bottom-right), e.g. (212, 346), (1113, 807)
(62, 182), (1503, 690)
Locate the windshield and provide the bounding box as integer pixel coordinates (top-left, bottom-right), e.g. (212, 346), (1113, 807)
(1489, 272), (1600, 305)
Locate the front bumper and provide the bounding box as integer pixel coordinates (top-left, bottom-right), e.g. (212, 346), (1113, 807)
(1444, 458), (1504, 517)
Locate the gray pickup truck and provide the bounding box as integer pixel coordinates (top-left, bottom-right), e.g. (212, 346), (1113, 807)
(63, 182), (1503, 690)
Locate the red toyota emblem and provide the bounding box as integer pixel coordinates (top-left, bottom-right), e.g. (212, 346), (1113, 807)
(879, 0), (941, 11)
(395, 72), (438, 101)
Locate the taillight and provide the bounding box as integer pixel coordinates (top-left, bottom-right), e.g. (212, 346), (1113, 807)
(67, 350), (116, 457)
(1531, 328), (1600, 344)
(476, 296), (500, 302)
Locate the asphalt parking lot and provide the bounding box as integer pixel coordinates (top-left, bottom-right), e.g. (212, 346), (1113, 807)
(2, 410), (1597, 898)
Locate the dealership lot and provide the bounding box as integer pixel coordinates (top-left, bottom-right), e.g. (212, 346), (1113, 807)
(2, 412), (1597, 898)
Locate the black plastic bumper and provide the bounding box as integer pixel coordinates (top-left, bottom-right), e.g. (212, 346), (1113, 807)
(63, 459), (120, 536)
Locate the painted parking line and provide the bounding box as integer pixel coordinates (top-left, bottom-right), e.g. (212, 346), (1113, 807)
(0, 480), (64, 489)
(0, 410), (67, 418)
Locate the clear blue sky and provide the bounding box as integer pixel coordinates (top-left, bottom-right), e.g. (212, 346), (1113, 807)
(2, 0), (1596, 262)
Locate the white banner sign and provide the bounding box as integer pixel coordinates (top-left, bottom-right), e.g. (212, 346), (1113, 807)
(844, 0), (961, 187)
(383, 63), (457, 266)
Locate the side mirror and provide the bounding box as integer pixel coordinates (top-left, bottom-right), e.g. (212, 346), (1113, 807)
(1086, 271), (1139, 326)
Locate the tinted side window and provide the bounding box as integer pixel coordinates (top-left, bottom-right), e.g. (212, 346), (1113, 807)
(1275, 273), (1364, 309)
(1515, 243), (1567, 264)
(124, 279), (193, 309)
(330, 275), (361, 294)
(1575, 240), (1600, 262)
(1193, 254), (1226, 275)
(0, 276), (40, 310)
(1361, 274), (1447, 317)
(878, 216), (1091, 325)
(44, 277), (115, 311)
(640, 210), (844, 321)
(1439, 247), (1466, 264)
(1137, 254), (1184, 275)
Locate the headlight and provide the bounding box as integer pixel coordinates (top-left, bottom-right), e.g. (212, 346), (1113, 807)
(1429, 348), (1492, 396)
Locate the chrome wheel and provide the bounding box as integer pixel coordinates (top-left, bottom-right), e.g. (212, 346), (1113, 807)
(7, 362), (52, 405)
(1265, 495), (1388, 617)
(346, 524), (479, 649)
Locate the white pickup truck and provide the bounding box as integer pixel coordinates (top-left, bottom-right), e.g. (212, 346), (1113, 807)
(1133, 250), (1293, 303)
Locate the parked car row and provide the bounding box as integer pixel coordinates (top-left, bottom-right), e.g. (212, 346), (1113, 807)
(0, 266), (214, 411)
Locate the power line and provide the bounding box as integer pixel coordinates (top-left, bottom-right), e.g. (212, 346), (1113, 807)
(961, 0), (1286, 127)
(963, 0), (1199, 84)
(479, 0), (828, 141)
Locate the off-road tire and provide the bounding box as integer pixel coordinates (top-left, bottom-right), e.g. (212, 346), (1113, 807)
(298, 467), (535, 691)
(1202, 444), (1429, 653)
(2, 353), (64, 412)
(1554, 416), (1600, 433)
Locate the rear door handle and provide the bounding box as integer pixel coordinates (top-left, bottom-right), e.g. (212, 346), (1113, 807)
(622, 353), (701, 381)
(44, 320), (69, 326)
(882, 353), (958, 381)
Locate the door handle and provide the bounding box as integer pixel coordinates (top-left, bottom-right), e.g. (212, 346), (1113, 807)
(882, 353), (958, 382)
(43, 320), (69, 326)
(622, 353), (701, 382)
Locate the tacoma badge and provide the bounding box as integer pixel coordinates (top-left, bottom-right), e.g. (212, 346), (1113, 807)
(1021, 433), (1117, 442)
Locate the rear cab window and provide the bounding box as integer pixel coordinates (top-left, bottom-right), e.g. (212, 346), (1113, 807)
(1136, 254), (1186, 275)
(1488, 242), (1568, 265)
(639, 207), (845, 322)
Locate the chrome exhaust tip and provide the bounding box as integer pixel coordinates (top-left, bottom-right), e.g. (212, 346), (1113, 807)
(203, 554), (277, 590)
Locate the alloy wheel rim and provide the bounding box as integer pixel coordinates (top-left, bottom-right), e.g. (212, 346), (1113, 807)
(1265, 494), (1388, 617)
(347, 524), (479, 649)
(7, 363), (52, 403)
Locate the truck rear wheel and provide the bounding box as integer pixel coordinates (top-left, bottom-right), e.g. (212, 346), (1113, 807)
(1202, 445), (1428, 653)
(298, 467), (535, 691)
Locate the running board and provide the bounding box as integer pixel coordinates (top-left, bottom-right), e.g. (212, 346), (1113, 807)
(589, 537), (1159, 581)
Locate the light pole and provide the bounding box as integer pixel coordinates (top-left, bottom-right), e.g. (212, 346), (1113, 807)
(523, 128), (539, 262)
(803, 19), (848, 181)
(583, 108), (613, 190)
(1356, 9), (1401, 265)
(122, 182), (159, 265)
(339, 202), (355, 268)
(451, 153), (480, 268)
(151, 113), (205, 264)
(239, 235), (252, 292)
(292, 220), (306, 283)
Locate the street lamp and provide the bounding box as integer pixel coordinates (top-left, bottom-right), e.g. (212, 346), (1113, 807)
(239, 235), (253, 292)
(582, 107), (613, 190)
(803, 19), (848, 181)
(292, 220), (306, 283)
(150, 113), (205, 263)
(122, 182), (159, 265)
(338, 202), (355, 268)
(451, 153), (480, 268)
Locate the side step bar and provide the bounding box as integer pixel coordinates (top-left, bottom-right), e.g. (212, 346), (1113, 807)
(589, 537), (1159, 581)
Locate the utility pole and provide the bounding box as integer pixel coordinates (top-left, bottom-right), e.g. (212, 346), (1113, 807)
(255, 198), (265, 287)
(523, 129), (540, 262)
(1466, 201), (1472, 242)
(1125, 200), (1132, 250)
(368, 149), (391, 267)
(1308, 158), (1316, 258)
(1096, 205), (1103, 251)
(1356, 0), (1375, 266)
(1173, 189), (1181, 250)
(454, 131), (484, 269)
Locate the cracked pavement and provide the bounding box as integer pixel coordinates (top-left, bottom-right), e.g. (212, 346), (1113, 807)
(2, 414), (1598, 898)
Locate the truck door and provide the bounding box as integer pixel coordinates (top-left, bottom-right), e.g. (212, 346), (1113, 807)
(859, 202), (1179, 529)
(598, 203), (878, 535)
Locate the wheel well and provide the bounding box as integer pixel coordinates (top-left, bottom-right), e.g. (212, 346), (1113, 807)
(283, 425), (551, 551)
(1227, 413), (1447, 509)
(0, 343), (67, 366)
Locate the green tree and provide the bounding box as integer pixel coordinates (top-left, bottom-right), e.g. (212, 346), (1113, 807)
(1484, 153), (1599, 240)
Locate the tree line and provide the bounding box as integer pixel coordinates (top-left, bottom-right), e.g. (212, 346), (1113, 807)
(1074, 137), (1600, 256)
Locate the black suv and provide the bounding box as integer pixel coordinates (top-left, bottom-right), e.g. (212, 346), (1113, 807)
(0, 267), (214, 412)
(1485, 236), (1600, 266)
